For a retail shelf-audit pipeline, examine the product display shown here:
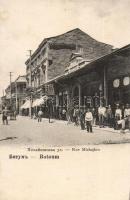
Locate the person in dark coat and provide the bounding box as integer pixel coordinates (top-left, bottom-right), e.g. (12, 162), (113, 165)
(2, 107), (8, 125)
(79, 109), (85, 130)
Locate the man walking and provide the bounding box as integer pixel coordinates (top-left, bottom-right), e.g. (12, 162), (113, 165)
(85, 108), (93, 133)
(37, 109), (43, 122)
(2, 107), (8, 125)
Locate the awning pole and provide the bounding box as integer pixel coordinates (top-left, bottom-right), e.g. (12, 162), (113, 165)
(103, 66), (108, 106)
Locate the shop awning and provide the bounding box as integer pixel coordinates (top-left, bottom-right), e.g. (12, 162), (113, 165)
(32, 96), (48, 107)
(32, 99), (40, 107)
(20, 100), (31, 109)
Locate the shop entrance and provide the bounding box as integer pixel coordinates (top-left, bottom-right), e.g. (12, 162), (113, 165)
(108, 84), (130, 105)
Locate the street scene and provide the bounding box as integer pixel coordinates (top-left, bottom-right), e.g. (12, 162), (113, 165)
(1, 115), (130, 146)
(1, 1), (130, 200)
(1, 27), (130, 145)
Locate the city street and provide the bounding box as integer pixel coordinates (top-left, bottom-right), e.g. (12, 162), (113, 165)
(1, 115), (130, 146)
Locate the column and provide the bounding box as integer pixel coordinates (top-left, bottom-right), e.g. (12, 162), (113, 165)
(79, 84), (82, 109)
(103, 66), (108, 106)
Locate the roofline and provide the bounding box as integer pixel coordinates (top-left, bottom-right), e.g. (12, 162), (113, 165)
(14, 75), (26, 82)
(25, 28), (113, 65)
(45, 43), (130, 85)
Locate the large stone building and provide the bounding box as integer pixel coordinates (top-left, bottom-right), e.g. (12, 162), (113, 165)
(24, 28), (113, 113)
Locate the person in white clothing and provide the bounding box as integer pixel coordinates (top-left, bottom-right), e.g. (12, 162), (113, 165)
(114, 104), (122, 130)
(98, 104), (106, 128)
(85, 108), (93, 133)
(124, 104), (130, 130)
(37, 109), (43, 122)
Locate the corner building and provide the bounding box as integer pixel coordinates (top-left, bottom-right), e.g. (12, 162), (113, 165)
(24, 28), (113, 114)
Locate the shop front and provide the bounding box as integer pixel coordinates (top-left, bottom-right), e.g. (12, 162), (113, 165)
(108, 76), (130, 106)
(46, 44), (130, 119)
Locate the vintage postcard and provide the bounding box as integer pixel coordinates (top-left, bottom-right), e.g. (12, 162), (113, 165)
(0, 0), (130, 199)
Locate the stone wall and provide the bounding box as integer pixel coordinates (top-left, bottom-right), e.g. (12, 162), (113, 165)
(47, 28), (113, 80)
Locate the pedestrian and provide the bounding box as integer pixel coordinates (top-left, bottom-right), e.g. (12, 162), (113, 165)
(14, 110), (17, 120)
(98, 104), (106, 128)
(85, 108), (93, 133)
(106, 105), (113, 127)
(124, 104), (130, 130)
(114, 104), (122, 130)
(37, 109), (43, 122)
(93, 93), (100, 108)
(2, 107), (8, 125)
(91, 107), (97, 127)
(79, 109), (85, 130)
(62, 108), (66, 120)
(73, 106), (79, 126)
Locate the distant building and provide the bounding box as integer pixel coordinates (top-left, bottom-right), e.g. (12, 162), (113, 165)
(4, 75), (27, 113)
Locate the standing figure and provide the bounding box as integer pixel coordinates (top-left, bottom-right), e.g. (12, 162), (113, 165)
(114, 104), (122, 130)
(106, 105), (113, 127)
(2, 107), (8, 125)
(98, 104), (106, 128)
(80, 109), (85, 130)
(37, 109), (43, 122)
(62, 108), (66, 120)
(85, 108), (93, 133)
(73, 106), (79, 126)
(91, 107), (97, 127)
(14, 110), (17, 120)
(124, 104), (130, 130)
(93, 93), (100, 108)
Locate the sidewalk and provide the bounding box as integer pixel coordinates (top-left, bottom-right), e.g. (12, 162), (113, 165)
(32, 116), (129, 134)
(1, 115), (130, 145)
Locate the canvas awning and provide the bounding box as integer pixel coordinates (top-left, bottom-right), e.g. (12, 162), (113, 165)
(32, 96), (48, 107)
(20, 100), (30, 109)
(32, 99), (40, 107)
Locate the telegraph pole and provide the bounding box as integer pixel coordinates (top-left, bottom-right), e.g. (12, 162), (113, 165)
(9, 72), (13, 109)
(27, 50), (33, 118)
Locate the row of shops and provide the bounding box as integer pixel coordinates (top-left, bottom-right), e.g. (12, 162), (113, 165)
(2, 29), (130, 120)
(20, 44), (130, 120)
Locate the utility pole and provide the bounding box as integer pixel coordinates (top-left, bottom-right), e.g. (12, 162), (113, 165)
(27, 50), (32, 87)
(15, 80), (18, 114)
(9, 72), (13, 110)
(27, 50), (33, 118)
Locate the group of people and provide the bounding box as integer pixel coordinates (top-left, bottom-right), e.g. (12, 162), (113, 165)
(32, 103), (130, 133)
(69, 103), (130, 133)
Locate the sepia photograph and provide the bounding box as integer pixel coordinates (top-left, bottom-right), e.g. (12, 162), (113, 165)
(0, 0), (130, 200)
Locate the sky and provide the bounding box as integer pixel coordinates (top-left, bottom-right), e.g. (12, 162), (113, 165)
(0, 0), (130, 96)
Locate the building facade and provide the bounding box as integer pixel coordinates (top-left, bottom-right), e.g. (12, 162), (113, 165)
(48, 44), (130, 111)
(4, 75), (27, 113)
(24, 28), (113, 115)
